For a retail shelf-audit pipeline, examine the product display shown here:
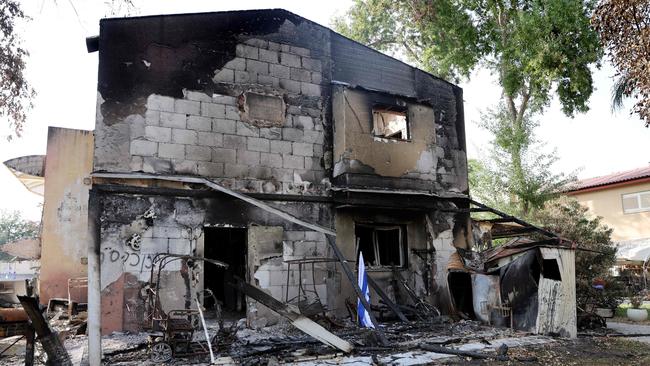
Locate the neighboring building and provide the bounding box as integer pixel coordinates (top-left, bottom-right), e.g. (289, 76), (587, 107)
(0, 260), (39, 306)
(3, 127), (93, 307)
(2, 157), (44, 307)
(38, 128), (93, 306)
(566, 165), (650, 265)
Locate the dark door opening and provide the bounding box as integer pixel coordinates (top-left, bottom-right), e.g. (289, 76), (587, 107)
(448, 272), (476, 319)
(204, 227), (247, 320)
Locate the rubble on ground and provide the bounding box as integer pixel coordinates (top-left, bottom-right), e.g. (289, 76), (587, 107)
(98, 318), (551, 365)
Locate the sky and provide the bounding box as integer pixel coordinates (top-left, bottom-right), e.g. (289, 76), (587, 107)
(1, 0), (649, 221)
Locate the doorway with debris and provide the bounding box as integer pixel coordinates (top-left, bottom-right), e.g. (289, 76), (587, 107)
(203, 227), (248, 321)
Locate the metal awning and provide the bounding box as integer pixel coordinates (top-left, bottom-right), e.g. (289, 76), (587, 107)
(3, 155), (45, 196)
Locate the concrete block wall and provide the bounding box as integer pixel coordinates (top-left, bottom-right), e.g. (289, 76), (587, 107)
(125, 38), (327, 195)
(98, 193), (336, 328)
(252, 229), (329, 307)
(100, 211), (197, 286)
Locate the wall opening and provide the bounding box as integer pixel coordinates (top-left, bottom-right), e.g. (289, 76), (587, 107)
(542, 259), (562, 281)
(204, 227), (248, 320)
(355, 223), (407, 268)
(240, 92), (285, 127)
(372, 106), (409, 140)
(448, 271), (476, 319)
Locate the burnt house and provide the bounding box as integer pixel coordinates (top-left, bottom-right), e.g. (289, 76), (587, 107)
(83, 9), (575, 356)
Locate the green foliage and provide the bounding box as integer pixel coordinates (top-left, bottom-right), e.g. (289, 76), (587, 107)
(0, 210), (40, 246)
(335, 0), (601, 114)
(593, 0), (650, 126)
(0, 0), (34, 140)
(532, 198), (620, 308)
(0, 0), (138, 140)
(335, 0), (602, 215)
(333, 0), (480, 81)
(469, 106), (575, 216)
(611, 73), (634, 114)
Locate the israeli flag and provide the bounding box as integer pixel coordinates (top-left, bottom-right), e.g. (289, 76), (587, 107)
(357, 252), (375, 328)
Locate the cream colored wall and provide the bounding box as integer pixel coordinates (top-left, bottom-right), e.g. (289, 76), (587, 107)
(39, 127), (94, 304)
(332, 87), (437, 178)
(571, 181), (650, 241)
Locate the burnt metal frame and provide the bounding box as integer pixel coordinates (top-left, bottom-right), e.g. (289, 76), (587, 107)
(284, 257), (338, 311)
(143, 253), (228, 362)
(145, 254), (228, 329)
(465, 199), (564, 243)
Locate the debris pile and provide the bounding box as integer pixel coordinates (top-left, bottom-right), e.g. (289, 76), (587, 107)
(99, 318), (551, 365)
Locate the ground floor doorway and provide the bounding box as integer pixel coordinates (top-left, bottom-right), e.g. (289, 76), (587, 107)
(203, 227), (247, 320)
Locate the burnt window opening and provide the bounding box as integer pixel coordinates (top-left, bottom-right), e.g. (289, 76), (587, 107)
(355, 223), (407, 268)
(372, 106), (410, 140)
(542, 259), (562, 281)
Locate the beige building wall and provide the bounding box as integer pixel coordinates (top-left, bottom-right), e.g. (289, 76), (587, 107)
(39, 127), (94, 304)
(570, 181), (650, 241)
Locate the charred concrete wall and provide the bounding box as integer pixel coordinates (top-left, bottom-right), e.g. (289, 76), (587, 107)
(96, 190), (333, 333)
(329, 32), (467, 194)
(92, 9), (469, 332)
(40, 127), (94, 305)
(331, 86), (466, 193)
(95, 11), (331, 195)
(332, 207), (460, 317)
(94, 10), (467, 196)
(333, 210), (428, 313)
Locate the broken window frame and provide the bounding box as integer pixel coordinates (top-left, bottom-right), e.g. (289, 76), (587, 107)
(371, 104), (411, 141)
(354, 223), (407, 269)
(622, 190), (650, 214)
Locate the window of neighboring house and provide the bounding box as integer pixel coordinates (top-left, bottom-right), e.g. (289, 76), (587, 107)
(355, 223), (407, 268)
(622, 190), (650, 213)
(372, 106), (410, 140)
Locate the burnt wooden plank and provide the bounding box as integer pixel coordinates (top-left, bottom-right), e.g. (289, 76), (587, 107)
(231, 279), (353, 353)
(17, 296), (72, 366)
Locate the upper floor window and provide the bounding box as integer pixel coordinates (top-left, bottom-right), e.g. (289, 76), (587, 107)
(355, 223), (407, 269)
(372, 106), (410, 140)
(622, 190), (650, 213)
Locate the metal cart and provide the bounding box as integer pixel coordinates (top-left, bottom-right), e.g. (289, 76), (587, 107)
(143, 253), (228, 363)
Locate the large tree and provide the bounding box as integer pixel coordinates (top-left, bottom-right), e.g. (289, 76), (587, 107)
(0, 0), (34, 140)
(593, 0), (650, 126)
(0, 210), (39, 245)
(0, 211), (40, 261)
(0, 0), (137, 140)
(335, 0), (601, 215)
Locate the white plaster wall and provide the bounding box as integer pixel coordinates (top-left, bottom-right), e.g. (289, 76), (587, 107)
(536, 248), (577, 338)
(432, 228), (456, 312)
